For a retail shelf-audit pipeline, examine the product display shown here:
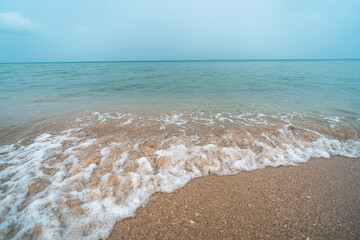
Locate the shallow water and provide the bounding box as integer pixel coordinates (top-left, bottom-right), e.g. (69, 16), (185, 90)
(0, 60), (360, 239)
(1, 60), (360, 129)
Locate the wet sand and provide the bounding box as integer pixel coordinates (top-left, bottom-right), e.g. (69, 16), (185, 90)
(2, 111), (360, 239)
(108, 156), (360, 240)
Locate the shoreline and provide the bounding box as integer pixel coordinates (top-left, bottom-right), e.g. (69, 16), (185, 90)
(1, 110), (359, 239)
(108, 156), (360, 239)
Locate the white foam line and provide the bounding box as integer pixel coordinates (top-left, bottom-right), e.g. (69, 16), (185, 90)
(0, 113), (359, 240)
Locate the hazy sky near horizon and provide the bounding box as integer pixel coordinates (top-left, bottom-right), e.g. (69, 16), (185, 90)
(0, 0), (359, 62)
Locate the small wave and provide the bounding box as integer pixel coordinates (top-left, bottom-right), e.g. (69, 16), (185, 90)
(0, 111), (359, 239)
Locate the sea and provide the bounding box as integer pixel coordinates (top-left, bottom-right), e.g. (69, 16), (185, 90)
(0, 60), (360, 239)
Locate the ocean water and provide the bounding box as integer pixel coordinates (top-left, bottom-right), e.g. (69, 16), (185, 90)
(1, 60), (360, 128)
(0, 60), (360, 239)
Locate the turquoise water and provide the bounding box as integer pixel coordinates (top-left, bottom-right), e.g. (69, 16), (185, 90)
(1, 60), (360, 240)
(1, 60), (360, 128)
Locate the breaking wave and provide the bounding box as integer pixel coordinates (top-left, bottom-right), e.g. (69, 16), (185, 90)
(0, 111), (359, 239)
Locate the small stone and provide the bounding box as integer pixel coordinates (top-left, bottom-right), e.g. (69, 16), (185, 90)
(189, 220), (195, 224)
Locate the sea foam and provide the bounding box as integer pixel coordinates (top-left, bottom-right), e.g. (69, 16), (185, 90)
(0, 111), (359, 239)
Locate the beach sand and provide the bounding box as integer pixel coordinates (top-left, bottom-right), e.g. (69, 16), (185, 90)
(108, 156), (360, 240)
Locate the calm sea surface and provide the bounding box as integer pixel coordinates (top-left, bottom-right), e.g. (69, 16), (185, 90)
(1, 60), (360, 239)
(1, 60), (360, 129)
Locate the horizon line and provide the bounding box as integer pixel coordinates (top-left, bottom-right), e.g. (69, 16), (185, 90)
(0, 58), (359, 64)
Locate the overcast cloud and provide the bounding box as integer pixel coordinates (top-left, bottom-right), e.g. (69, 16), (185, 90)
(0, 11), (45, 34)
(0, 0), (359, 62)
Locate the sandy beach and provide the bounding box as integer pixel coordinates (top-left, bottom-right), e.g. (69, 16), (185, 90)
(1, 110), (359, 239)
(2, 1), (360, 239)
(108, 156), (360, 240)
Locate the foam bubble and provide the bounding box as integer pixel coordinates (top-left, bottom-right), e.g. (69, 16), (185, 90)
(0, 111), (359, 239)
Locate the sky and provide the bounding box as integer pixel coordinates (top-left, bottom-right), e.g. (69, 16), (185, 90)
(0, 0), (359, 62)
